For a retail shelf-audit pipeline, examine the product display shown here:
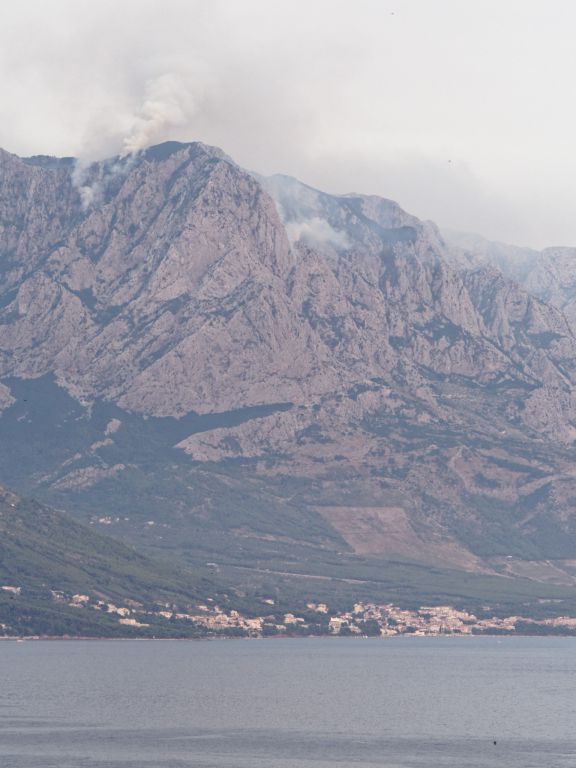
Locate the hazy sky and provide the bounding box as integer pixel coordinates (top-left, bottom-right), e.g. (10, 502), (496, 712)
(1, 0), (575, 248)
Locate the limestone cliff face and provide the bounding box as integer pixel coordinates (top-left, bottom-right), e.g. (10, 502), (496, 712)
(3, 141), (576, 571)
(445, 230), (576, 328)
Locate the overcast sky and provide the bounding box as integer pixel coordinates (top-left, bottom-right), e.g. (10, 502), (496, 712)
(1, 0), (575, 248)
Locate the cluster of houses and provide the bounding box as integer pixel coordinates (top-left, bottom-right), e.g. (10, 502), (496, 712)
(3, 583), (576, 637)
(65, 594), (575, 637)
(138, 599), (576, 636)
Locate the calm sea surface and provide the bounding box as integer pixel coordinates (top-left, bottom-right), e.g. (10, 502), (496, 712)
(1, 636), (576, 767)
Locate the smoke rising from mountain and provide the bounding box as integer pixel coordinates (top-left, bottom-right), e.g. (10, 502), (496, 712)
(285, 218), (350, 249)
(122, 75), (194, 155)
(2, 0), (576, 248)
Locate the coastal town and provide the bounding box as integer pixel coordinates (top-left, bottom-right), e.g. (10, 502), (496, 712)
(3, 584), (576, 638)
(157, 599), (576, 638)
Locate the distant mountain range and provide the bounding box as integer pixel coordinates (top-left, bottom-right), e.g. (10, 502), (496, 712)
(3, 140), (576, 630)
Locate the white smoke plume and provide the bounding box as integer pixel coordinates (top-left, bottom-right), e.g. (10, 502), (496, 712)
(71, 159), (98, 210)
(285, 217), (349, 249)
(72, 155), (132, 210)
(70, 73), (191, 209)
(122, 74), (194, 156)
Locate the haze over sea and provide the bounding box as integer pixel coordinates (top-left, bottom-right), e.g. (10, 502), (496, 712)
(1, 636), (575, 767)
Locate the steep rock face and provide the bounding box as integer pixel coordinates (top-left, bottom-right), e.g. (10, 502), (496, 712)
(445, 230), (576, 328)
(0, 149), (80, 288)
(3, 142), (576, 579)
(1, 144), (325, 413)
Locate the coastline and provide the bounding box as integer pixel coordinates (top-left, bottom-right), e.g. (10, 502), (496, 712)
(4, 631), (576, 642)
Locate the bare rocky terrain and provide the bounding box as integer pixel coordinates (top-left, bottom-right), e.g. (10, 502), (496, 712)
(3, 140), (576, 606)
(445, 229), (576, 328)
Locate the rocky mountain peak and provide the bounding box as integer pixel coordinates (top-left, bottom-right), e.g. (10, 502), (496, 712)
(4, 140), (576, 581)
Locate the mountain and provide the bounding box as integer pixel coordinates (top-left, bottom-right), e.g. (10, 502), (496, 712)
(3, 140), (576, 616)
(445, 229), (576, 328)
(0, 484), (225, 636)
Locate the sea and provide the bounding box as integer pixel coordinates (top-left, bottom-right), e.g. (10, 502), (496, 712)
(1, 636), (576, 767)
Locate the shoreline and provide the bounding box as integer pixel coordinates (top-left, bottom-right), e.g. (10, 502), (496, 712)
(3, 631), (576, 642)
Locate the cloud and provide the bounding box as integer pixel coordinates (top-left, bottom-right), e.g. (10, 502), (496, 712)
(1, 0), (576, 248)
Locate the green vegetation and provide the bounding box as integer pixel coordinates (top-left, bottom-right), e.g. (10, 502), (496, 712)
(0, 489), (212, 604)
(3, 375), (576, 633)
(0, 487), (230, 637)
(0, 590), (216, 638)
